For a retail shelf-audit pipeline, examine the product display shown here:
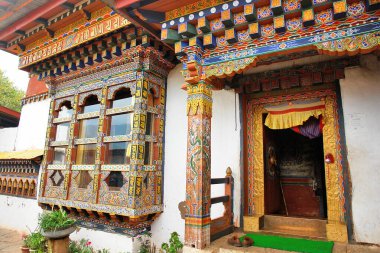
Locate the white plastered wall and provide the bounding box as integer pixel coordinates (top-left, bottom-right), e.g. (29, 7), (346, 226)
(0, 195), (42, 232)
(151, 64), (242, 246)
(14, 99), (51, 151)
(339, 54), (380, 245)
(210, 89), (241, 226)
(0, 127), (17, 151)
(0, 100), (49, 234)
(70, 228), (137, 252)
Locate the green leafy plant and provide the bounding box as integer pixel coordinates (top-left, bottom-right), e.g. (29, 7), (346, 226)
(161, 232), (183, 253)
(69, 239), (110, 253)
(39, 208), (76, 232)
(137, 232), (152, 253)
(24, 232), (46, 253)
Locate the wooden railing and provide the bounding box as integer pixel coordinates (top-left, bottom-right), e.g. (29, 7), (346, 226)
(210, 167), (234, 241)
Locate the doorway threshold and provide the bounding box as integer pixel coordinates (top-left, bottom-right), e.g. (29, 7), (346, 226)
(262, 215), (327, 240)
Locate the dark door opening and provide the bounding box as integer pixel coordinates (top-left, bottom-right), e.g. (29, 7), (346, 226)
(263, 115), (327, 219)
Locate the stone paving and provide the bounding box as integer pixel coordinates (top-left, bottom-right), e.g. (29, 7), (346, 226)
(0, 227), (23, 253)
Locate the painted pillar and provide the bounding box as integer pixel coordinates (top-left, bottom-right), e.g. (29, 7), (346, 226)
(129, 76), (148, 214)
(185, 81), (213, 249)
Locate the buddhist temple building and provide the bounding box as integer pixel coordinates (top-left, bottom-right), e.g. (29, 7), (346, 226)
(0, 0), (379, 252)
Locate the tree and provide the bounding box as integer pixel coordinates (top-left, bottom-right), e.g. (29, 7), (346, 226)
(0, 69), (25, 112)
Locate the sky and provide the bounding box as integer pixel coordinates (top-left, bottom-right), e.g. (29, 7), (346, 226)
(0, 50), (29, 92)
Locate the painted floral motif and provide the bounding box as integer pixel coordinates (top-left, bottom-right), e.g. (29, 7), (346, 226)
(316, 31), (380, 54)
(261, 23), (275, 37)
(234, 12), (247, 25)
(238, 30), (251, 41)
(210, 19), (225, 31)
(284, 0), (301, 12)
(258, 6), (273, 19)
(216, 36), (228, 47)
(316, 9), (333, 24)
(348, 1), (365, 17)
(286, 17), (302, 31)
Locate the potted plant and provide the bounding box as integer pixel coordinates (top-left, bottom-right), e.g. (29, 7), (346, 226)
(39, 208), (76, 239)
(20, 233), (30, 253)
(24, 232), (45, 253)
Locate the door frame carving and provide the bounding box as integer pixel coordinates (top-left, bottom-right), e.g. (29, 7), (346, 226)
(243, 85), (348, 242)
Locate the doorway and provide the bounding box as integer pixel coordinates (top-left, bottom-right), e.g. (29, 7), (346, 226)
(263, 115), (327, 219)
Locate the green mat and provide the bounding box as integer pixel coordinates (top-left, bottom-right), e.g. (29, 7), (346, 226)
(242, 233), (334, 253)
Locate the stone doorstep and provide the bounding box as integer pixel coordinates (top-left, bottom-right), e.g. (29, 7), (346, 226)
(182, 233), (380, 253)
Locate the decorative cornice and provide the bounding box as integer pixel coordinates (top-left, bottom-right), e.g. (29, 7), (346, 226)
(316, 31), (380, 56)
(21, 92), (49, 106)
(8, 0), (97, 48)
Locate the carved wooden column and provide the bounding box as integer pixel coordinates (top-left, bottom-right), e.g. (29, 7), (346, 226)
(185, 80), (213, 249)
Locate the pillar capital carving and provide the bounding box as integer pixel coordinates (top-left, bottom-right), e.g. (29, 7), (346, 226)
(186, 81), (213, 117)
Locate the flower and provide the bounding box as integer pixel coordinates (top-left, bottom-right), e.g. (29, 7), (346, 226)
(86, 241), (92, 246)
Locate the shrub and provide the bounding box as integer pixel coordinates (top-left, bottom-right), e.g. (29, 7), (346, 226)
(161, 232), (183, 253)
(24, 232), (46, 252)
(39, 208), (76, 232)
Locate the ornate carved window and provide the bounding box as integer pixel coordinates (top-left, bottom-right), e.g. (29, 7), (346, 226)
(37, 38), (173, 235)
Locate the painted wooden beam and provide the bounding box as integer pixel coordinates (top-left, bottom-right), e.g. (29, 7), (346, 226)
(203, 33), (216, 49)
(94, 53), (103, 63)
(161, 29), (180, 44)
(175, 41), (188, 55)
(112, 46), (121, 56)
(138, 9), (165, 23)
(15, 30), (26, 36)
(248, 23), (261, 38)
(117, 8), (173, 50)
(189, 37), (203, 48)
(366, 0), (380, 11)
(76, 59), (85, 68)
(116, 33), (127, 43)
(70, 62), (77, 71)
(72, 51), (81, 60)
(102, 50), (112, 60)
(0, 0), (68, 40)
(81, 9), (91, 20)
(178, 22), (197, 38)
(45, 28), (54, 38)
(225, 28), (237, 44)
(62, 2), (74, 11)
(221, 10), (234, 27)
(301, 0), (312, 8)
(85, 56), (93, 66)
(333, 0), (347, 19)
(115, 0), (139, 9)
(17, 43), (25, 51)
(274, 15), (286, 33)
(244, 4), (257, 22)
(198, 17), (211, 33)
(132, 38), (138, 47)
(35, 18), (48, 26)
(130, 0), (159, 8)
(270, 0), (284, 15)
(302, 9), (315, 27)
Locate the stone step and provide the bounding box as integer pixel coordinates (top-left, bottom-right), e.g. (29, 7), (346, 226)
(262, 215), (327, 239)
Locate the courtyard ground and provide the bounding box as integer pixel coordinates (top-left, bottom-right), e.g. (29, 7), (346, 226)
(0, 227), (23, 253)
